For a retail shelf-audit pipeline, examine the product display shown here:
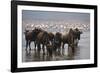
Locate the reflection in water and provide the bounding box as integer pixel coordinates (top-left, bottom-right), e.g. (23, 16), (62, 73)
(23, 47), (77, 62)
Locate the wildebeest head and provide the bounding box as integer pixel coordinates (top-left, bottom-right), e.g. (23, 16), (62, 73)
(48, 32), (54, 41)
(44, 31), (50, 45)
(32, 28), (42, 35)
(54, 32), (62, 44)
(73, 28), (82, 40)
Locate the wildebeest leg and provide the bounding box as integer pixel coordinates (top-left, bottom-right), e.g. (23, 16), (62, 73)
(68, 44), (75, 58)
(72, 45), (75, 55)
(37, 44), (41, 56)
(62, 43), (65, 55)
(58, 46), (61, 55)
(46, 47), (49, 56)
(25, 40), (28, 51)
(68, 45), (71, 57)
(29, 41), (31, 51)
(68, 45), (69, 56)
(50, 49), (52, 57)
(47, 49), (49, 56)
(42, 45), (45, 55)
(34, 42), (37, 51)
(54, 47), (57, 56)
(74, 39), (78, 47)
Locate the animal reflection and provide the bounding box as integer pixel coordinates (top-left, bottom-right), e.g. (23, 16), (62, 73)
(24, 27), (82, 60)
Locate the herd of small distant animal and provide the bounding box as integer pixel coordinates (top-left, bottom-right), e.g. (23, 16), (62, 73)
(24, 27), (82, 57)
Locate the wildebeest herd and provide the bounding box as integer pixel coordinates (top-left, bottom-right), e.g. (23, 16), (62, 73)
(24, 27), (82, 58)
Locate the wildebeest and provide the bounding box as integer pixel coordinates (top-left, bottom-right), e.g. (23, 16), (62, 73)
(24, 28), (42, 51)
(62, 28), (82, 56)
(53, 32), (62, 55)
(35, 30), (50, 55)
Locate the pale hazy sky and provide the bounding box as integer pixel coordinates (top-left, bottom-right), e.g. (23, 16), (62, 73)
(22, 10), (90, 24)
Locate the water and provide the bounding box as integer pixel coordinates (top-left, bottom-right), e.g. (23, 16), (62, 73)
(22, 31), (90, 62)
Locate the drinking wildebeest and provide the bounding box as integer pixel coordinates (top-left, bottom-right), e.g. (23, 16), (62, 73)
(35, 30), (50, 55)
(53, 32), (62, 55)
(24, 28), (42, 52)
(62, 28), (82, 56)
